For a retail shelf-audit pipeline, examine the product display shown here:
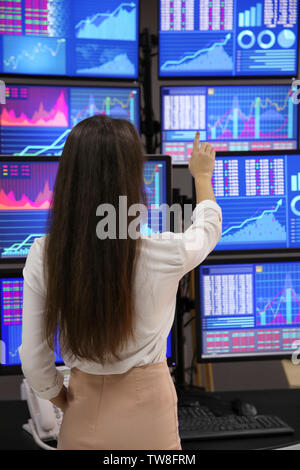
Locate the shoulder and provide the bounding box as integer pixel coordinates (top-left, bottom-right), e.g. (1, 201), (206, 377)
(23, 236), (47, 296)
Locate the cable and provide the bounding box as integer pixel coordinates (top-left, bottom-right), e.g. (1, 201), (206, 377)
(28, 419), (57, 451)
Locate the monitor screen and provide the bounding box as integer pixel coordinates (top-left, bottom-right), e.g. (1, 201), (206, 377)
(197, 260), (300, 361)
(0, 84), (140, 156)
(0, 274), (63, 368)
(159, 0), (299, 77)
(0, 0), (139, 79)
(0, 156), (171, 260)
(0, 272), (175, 371)
(161, 84), (298, 165)
(210, 151), (300, 252)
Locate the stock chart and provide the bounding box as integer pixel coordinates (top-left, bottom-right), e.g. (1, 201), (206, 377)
(0, 84), (140, 156)
(199, 262), (300, 359)
(212, 153), (300, 251)
(0, 0), (139, 79)
(0, 159), (167, 260)
(161, 85), (298, 165)
(159, 0), (298, 77)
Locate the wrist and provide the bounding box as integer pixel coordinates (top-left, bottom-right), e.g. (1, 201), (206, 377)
(194, 173), (212, 182)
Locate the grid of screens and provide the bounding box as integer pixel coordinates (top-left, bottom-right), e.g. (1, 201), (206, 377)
(210, 151), (300, 252)
(159, 0), (299, 77)
(0, 157), (169, 260)
(0, 84), (140, 156)
(0, 274), (173, 368)
(161, 84), (298, 165)
(198, 260), (300, 361)
(0, 0), (139, 79)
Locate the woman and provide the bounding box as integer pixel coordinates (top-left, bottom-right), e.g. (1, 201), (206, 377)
(20, 115), (222, 450)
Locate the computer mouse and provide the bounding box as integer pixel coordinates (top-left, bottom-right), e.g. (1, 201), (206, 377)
(231, 399), (258, 417)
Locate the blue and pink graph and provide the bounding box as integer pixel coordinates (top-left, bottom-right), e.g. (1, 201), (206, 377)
(0, 160), (58, 259)
(0, 0), (139, 78)
(0, 84), (140, 156)
(0, 158), (167, 259)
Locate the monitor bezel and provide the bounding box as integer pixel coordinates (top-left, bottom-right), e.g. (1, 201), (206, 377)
(195, 255), (300, 363)
(157, 0), (300, 80)
(0, 0), (140, 82)
(160, 83), (300, 167)
(190, 149), (300, 257)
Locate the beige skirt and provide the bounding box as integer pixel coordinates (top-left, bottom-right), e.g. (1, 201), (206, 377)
(57, 360), (182, 450)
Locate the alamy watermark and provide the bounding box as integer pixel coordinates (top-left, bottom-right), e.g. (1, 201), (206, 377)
(95, 197), (209, 252)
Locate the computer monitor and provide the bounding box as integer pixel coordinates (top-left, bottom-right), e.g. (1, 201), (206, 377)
(0, 268), (176, 374)
(196, 258), (300, 362)
(0, 83), (140, 156)
(0, 155), (172, 261)
(0, 269), (63, 375)
(0, 0), (139, 79)
(197, 150), (300, 254)
(161, 84), (298, 165)
(159, 0), (299, 78)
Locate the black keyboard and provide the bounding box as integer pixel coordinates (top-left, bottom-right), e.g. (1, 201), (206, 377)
(178, 402), (294, 441)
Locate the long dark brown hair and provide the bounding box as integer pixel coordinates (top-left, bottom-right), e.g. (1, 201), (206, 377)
(44, 115), (146, 363)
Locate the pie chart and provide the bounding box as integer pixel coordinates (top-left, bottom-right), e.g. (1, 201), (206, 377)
(278, 29), (296, 48)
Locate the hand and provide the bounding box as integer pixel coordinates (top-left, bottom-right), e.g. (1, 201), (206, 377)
(188, 132), (216, 180)
(50, 385), (68, 413)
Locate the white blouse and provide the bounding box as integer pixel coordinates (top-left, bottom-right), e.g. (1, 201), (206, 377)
(19, 200), (222, 400)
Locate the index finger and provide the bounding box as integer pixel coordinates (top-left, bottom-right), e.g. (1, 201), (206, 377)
(193, 131), (200, 152)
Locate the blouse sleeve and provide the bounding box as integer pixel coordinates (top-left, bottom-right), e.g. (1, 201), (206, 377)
(19, 239), (64, 400)
(177, 199), (222, 278)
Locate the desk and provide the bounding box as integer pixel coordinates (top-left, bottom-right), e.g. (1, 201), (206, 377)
(0, 389), (299, 450)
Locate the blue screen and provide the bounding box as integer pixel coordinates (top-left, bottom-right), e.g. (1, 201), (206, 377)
(159, 0), (298, 77)
(0, 277), (63, 365)
(199, 261), (300, 360)
(212, 152), (300, 251)
(0, 84), (140, 156)
(161, 85), (298, 164)
(0, 276), (173, 366)
(0, 0), (139, 79)
(0, 159), (168, 259)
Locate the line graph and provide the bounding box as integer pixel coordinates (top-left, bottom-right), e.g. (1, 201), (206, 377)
(160, 33), (233, 73)
(222, 199), (283, 237)
(207, 86), (295, 141)
(3, 36), (66, 74)
(217, 198), (287, 250)
(70, 88), (138, 127)
(75, 1), (137, 40)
